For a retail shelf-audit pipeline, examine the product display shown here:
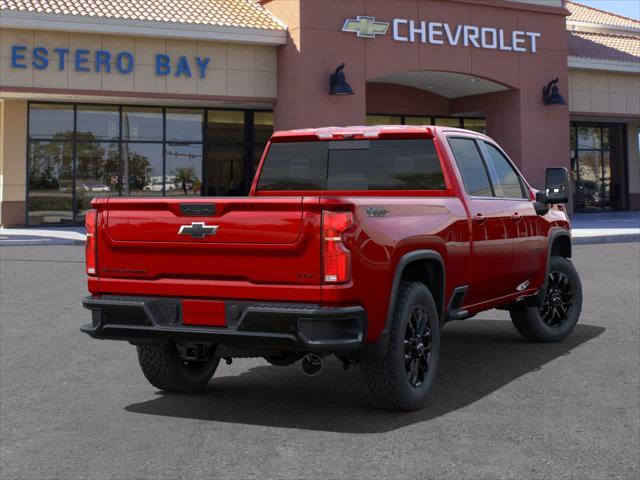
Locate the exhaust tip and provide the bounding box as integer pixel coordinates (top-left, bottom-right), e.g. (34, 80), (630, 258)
(301, 353), (322, 376)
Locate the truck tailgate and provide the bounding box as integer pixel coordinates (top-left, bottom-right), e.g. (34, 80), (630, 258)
(94, 197), (322, 300)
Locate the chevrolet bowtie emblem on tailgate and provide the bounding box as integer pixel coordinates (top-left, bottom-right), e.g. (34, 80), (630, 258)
(178, 222), (219, 239)
(342, 16), (389, 38)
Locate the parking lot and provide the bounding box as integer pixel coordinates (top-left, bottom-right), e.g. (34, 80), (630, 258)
(1, 243), (638, 479)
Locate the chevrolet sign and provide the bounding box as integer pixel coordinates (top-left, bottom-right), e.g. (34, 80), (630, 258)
(342, 16), (390, 38)
(342, 16), (541, 53)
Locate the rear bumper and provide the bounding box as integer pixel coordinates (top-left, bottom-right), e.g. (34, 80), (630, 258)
(81, 296), (366, 352)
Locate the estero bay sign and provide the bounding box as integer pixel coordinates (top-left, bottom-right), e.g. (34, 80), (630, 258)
(9, 45), (211, 78)
(342, 15), (542, 53)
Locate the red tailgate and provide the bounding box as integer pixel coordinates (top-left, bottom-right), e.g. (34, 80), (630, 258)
(106, 198), (303, 244)
(94, 197), (322, 302)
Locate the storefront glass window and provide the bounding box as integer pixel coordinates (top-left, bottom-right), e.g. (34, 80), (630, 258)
(122, 107), (163, 141)
(26, 103), (274, 224)
(462, 118), (487, 134)
(254, 111), (274, 171)
(577, 126), (601, 149)
(601, 128), (610, 150)
(76, 141), (120, 222)
(166, 109), (203, 143)
(29, 104), (74, 140)
(76, 106), (120, 141)
(123, 143), (164, 197)
(367, 114), (488, 134)
(27, 140), (74, 225)
(366, 115), (402, 125)
(435, 118), (462, 127)
(403, 116), (430, 126)
(166, 144), (203, 196)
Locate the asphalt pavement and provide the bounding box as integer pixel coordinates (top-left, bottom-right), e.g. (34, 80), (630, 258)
(0, 243), (638, 479)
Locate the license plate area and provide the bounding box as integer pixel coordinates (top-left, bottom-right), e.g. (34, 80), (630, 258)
(182, 300), (227, 327)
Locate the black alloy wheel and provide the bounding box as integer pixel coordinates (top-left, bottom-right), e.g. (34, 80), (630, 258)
(540, 271), (574, 327)
(404, 305), (432, 388)
(509, 255), (583, 343)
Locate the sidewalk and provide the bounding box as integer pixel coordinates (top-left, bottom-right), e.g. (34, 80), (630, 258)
(1, 212), (638, 246)
(0, 226), (86, 246)
(571, 212), (640, 245)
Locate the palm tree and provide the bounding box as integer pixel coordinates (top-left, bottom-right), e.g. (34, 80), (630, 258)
(172, 167), (198, 195)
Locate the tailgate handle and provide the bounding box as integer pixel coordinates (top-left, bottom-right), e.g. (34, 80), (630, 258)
(180, 204), (215, 216)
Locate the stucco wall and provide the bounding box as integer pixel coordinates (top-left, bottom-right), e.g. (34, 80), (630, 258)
(0, 29), (277, 99)
(508, 0), (562, 7)
(0, 99), (27, 226)
(366, 83), (451, 117)
(569, 69), (640, 116)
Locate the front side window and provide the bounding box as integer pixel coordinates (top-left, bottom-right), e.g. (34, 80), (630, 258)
(483, 143), (526, 199)
(447, 137), (493, 197)
(257, 139), (445, 191)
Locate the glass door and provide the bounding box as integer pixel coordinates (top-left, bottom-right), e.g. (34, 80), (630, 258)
(571, 123), (627, 212)
(204, 110), (245, 196)
(203, 110), (274, 196)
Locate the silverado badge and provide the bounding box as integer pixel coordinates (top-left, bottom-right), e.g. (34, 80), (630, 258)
(178, 222), (219, 239)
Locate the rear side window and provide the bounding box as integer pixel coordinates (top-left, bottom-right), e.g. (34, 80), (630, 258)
(448, 138), (493, 197)
(257, 139), (445, 191)
(254, 142), (327, 190)
(483, 143), (527, 199)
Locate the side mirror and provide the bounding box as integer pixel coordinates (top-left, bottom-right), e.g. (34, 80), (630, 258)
(544, 167), (569, 204)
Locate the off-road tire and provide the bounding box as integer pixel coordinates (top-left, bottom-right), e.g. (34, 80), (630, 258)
(361, 281), (440, 411)
(510, 256), (582, 342)
(136, 343), (220, 393)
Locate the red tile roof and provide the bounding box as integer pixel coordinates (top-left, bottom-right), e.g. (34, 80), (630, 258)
(566, 1), (640, 30)
(0, 0), (286, 30)
(568, 30), (640, 62)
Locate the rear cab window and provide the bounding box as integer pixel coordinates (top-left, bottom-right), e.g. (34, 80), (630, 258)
(257, 139), (446, 191)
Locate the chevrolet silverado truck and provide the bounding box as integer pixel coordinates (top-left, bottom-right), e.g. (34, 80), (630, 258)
(81, 125), (582, 411)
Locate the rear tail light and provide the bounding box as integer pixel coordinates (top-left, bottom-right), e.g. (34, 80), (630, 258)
(322, 211), (353, 284)
(85, 209), (97, 276)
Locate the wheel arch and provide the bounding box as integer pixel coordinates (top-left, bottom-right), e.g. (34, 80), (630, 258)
(549, 229), (572, 259)
(385, 250), (446, 331)
(544, 228), (572, 289)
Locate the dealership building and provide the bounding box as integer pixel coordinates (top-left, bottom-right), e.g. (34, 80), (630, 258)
(0, 0), (638, 226)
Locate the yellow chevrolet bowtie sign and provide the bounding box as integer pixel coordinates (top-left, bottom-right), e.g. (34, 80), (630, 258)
(342, 16), (390, 38)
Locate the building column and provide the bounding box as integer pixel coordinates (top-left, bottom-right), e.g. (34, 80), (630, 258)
(627, 122), (640, 210)
(265, 0), (367, 131)
(0, 99), (28, 227)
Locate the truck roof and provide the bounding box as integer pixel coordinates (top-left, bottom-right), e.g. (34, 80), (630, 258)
(270, 125), (487, 142)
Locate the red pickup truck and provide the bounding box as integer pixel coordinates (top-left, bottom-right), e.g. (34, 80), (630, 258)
(82, 125), (582, 411)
